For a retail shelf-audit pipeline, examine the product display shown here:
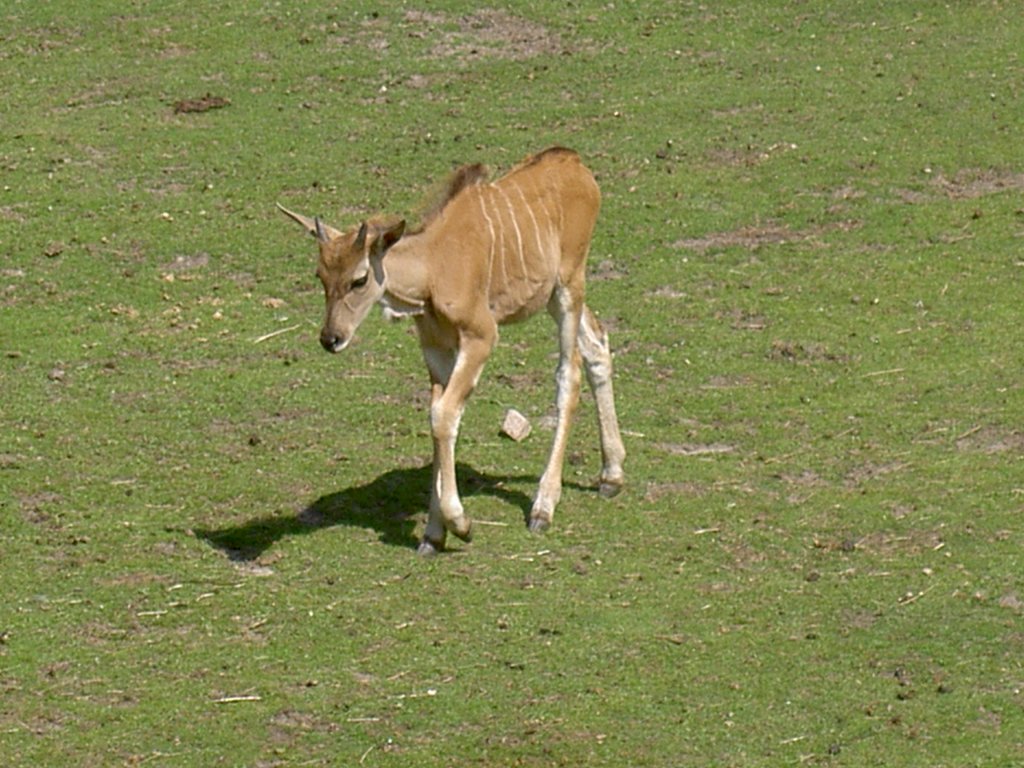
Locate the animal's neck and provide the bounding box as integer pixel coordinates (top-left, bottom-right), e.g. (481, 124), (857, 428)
(379, 233), (429, 316)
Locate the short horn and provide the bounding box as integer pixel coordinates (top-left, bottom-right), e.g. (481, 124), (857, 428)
(314, 217), (330, 243)
(277, 203), (318, 235)
(278, 203), (344, 241)
(354, 221), (368, 251)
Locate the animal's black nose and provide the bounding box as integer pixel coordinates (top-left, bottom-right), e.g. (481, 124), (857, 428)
(320, 332), (345, 352)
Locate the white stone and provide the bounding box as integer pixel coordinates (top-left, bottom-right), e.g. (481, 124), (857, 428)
(501, 409), (532, 442)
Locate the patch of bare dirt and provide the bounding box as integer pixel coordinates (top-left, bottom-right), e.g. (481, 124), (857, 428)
(893, 188), (931, 205)
(673, 220), (860, 254)
(882, 501), (918, 520)
(172, 94), (230, 114)
(932, 168), (1024, 199)
(955, 427), (1024, 455)
(402, 10), (448, 26)
(426, 9), (571, 61)
(1, 25), (84, 59)
(777, 469), (826, 488)
(78, 620), (133, 648)
(97, 572), (173, 588)
(768, 340), (846, 364)
(721, 539), (770, 569)
(268, 709), (339, 743)
(710, 102), (765, 119)
(493, 370), (546, 390)
(830, 185), (865, 202)
(404, 73), (433, 89)
(0, 206), (27, 223)
(854, 528), (944, 557)
(700, 374), (754, 390)
(673, 223), (793, 253)
(645, 285), (686, 299)
(0, 453), (22, 470)
(157, 42), (195, 60)
(657, 443), (735, 457)
(644, 481), (708, 502)
(4, 713), (69, 736)
(18, 491), (62, 527)
(589, 258), (627, 281)
(163, 253), (210, 272)
(844, 461), (911, 489)
(717, 307), (768, 331)
(841, 609), (880, 631)
(705, 141), (797, 168)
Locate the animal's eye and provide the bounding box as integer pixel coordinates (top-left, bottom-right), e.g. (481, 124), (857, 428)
(351, 274), (369, 289)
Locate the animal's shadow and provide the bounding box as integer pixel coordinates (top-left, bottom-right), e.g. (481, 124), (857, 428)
(197, 463), (540, 558)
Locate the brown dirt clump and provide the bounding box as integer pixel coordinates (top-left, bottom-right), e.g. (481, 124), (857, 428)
(173, 94), (230, 114)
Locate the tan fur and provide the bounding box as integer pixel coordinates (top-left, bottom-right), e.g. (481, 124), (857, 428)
(280, 148), (625, 553)
(411, 162), (488, 234)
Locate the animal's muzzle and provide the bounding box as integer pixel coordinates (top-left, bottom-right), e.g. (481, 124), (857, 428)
(320, 331), (349, 353)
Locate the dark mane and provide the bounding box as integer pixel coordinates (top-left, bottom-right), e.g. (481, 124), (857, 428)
(518, 146), (578, 169)
(412, 162), (489, 232)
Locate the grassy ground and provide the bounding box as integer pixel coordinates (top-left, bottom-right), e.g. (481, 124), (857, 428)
(2, 1), (1023, 765)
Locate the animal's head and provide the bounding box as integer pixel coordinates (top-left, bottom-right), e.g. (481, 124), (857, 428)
(278, 205), (405, 352)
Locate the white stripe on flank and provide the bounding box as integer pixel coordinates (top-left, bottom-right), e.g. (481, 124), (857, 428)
(509, 180), (545, 273)
(535, 196), (560, 270)
(477, 187), (497, 284)
(542, 166), (565, 234)
(487, 186), (508, 286)
(495, 184), (526, 280)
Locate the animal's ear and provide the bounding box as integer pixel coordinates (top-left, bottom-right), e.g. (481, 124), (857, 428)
(314, 217), (331, 243)
(367, 220), (405, 285)
(277, 204), (342, 242)
(379, 219), (406, 253)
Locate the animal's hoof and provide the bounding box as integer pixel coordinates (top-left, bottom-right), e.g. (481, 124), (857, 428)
(598, 479), (624, 498)
(417, 538), (442, 557)
(527, 516), (550, 534)
(447, 516), (473, 543)
(452, 522), (473, 543)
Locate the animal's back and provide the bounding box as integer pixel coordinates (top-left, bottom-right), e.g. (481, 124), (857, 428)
(419, 148), (600, 325)
(502, 147), (600, 212)
(484, 149), (600, 323)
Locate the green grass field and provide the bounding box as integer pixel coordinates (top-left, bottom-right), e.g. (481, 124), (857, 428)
(2, 1), (1023, 765)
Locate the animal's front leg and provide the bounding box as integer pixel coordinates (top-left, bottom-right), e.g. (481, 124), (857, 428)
(418, 333), (493, 555)
(420, 381), (451, 556)
(421, 401), (471, 554)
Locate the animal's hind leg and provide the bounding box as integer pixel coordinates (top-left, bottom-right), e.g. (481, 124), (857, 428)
(529, 286), (584, 533)
(578, 305), (625, 497)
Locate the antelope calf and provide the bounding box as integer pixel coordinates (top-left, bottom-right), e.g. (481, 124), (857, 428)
(279, 148), (625, 555)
